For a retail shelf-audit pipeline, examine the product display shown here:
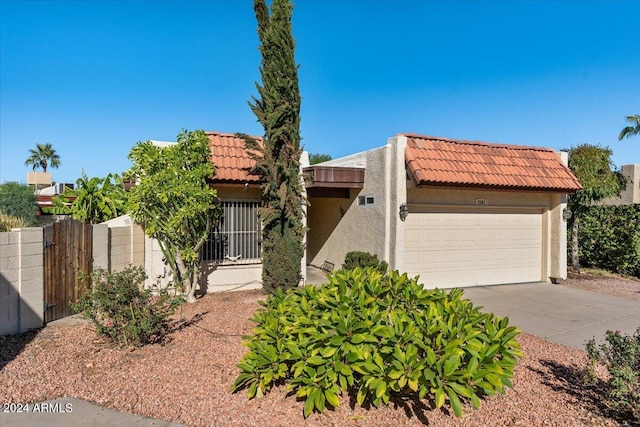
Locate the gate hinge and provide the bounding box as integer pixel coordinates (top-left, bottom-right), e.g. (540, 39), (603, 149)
(43, 301), (56, 311)
(43, 240), (56, 249)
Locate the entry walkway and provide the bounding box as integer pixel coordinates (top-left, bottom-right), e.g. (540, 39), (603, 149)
(460, 282), (640, 349)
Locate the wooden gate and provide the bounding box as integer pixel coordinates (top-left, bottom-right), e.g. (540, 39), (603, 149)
(43, 218), (93, 323)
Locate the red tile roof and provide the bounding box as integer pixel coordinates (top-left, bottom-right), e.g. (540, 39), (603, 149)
(403, 134), (582, 193)
(207, 131), (261, 184)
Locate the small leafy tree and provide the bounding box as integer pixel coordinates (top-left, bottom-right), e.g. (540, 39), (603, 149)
(246, 0), (305, 292)
(309, 153), (332, 165)
(0, 182), (38, 226)
(52, 173), (129, 224)
(127, 129), (220, 303)
(24, 143), (61, 173)
(618, 115), (640, 141)
(567, 144), (622, 272)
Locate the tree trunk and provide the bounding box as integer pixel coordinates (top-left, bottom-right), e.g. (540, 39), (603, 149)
(571, 215), (580, 273)
(175, 255), (197, 303)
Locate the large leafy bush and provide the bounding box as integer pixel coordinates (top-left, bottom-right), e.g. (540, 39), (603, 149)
(233, 268), (523, 418)
(73, 267), (182, 347)
(0, 182), (38, 226)
(578, 205), (640, 277)
(586, 327), (640, 423)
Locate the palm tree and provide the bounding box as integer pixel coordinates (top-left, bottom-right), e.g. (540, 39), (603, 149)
(24, 143), (61, 173)
(618, 115), (640, 141)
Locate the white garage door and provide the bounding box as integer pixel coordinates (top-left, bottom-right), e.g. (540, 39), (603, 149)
(404, 208), (543, 288)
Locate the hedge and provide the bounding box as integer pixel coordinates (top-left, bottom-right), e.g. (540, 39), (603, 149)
(577, 205), (640, 277)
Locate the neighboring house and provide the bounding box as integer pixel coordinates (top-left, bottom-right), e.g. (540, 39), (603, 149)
(599, 164), (640, 205)
(305, 134), (581, 288)
(34, 182), (75, 215)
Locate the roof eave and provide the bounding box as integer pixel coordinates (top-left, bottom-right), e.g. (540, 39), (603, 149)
(416, 181), (582, 194)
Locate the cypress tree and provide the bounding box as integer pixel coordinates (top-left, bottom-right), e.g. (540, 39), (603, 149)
(246, 0), (304, 292)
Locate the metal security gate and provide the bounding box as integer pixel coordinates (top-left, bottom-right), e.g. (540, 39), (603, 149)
(202, 201), (261, 264)
(43, 218), (93, 323)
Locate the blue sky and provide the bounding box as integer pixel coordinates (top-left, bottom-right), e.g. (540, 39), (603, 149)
(1, 0), (638, 184)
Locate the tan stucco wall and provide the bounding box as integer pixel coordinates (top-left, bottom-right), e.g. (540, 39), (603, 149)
(215, 187), (262, 201)
(407, 186), (556, 208)
(600, 164), (640, 206)
(307, 147), (388, 269)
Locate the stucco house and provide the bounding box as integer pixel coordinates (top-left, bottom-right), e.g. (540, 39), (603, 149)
(305, 134), (581, 288)
(150, 131), (581, 291)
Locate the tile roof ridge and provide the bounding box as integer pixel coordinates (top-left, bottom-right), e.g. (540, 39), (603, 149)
(206, 130), (263, 140)
(401, 133), (556, 153)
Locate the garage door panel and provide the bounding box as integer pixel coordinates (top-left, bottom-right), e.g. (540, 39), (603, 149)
(405, 210), (543, 288)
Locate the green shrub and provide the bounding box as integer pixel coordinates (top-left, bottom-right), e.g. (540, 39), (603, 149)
(586, 327), (640, 423)
(261, 227), (304, 293)
(0, 214), (28, 232)
(72, 267), (182, 347)
(578, 205), (640, 277)
(343, 251), (388, 273)
(0, 182), (38, 226)
(232, 268), (523, 418)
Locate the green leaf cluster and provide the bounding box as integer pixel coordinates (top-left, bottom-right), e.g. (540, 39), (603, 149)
(24, 143), (61, 173)
(343, 251), (388, 274)
(586, 327), (640, 423)
(309, 153), (332, 165)
(52, 173), (129, 224)
(246, 0), (305, 292)
(577, 205), (640, 277)
(0, 182), (38, 226)
(567, 144), (622, 213)
(232, 268), (523, 419)
(72, 267), (182, 348)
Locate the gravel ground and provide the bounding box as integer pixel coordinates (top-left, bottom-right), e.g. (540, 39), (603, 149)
(2, 272), (638, 427)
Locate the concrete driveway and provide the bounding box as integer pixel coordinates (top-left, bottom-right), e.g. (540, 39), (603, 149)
(460, 282), (640, 349)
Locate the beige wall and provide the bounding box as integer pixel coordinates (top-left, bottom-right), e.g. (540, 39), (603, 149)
(93, 220), (145, 274)
(215, 187), (262, 201)
(600, 164), (640, 206)
(0, 228), (44, 336)
(199, 262), (262, 292)
(27, 172), (52, 187)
